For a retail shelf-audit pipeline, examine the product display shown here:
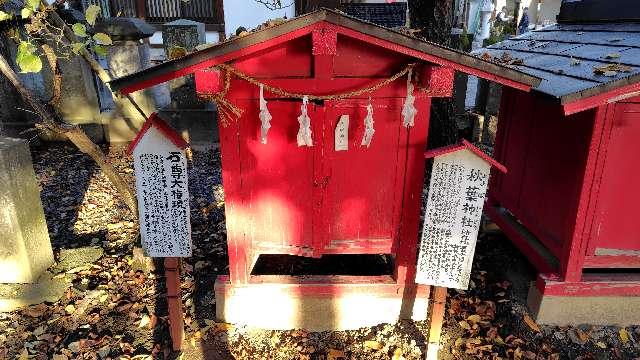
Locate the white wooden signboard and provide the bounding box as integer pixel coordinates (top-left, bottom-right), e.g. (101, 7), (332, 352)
(132, 126), (192, 257)
(415, 148), (491, 289)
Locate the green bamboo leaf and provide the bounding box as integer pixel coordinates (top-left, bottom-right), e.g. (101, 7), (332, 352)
(21, 7), (33, 19)
(71, 42), (85, 55)
(85, 5), (101, 26)
(26, 0), (40, 11)
(93, 44), (108, 57)
(0, 11), (12, 21)
(92, 32), (112, 45)
(72, 23), (87, 37)
(16, 41), (42, 73)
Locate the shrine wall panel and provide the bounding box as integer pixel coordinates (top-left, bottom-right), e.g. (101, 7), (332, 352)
(333, 35), (412, 78)
(491, 89), (594, 257)
(232, 36), (313, 78)
(588, 103), (640, 255)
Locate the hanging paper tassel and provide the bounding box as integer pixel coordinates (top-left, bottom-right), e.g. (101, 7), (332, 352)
(401, 68), (417, 128)
(361, 97), (375, 147)
(297, 96), (313, 147)
(259, 84), (272, 144)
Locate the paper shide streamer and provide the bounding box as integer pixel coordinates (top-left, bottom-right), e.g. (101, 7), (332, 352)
(259, 84), (272, 144)
(297, 96), (313, 146)
(401, 68), (417, 128)
(361, 97), (375, 147)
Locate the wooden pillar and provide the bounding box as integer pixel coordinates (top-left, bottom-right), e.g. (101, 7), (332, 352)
(426, 286), (448, 360)
(165, 257), (184, 351)
(135, 0), (146, 19)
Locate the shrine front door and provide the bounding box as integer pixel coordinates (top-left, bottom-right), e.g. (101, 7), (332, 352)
(236, 98), (409, 258)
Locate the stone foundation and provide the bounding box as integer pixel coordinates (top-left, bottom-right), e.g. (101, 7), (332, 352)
(215, 277), (430, 331)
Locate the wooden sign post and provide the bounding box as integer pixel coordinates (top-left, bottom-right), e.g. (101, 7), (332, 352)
(418, 140), (507, 360)
(128, 113), (192, 351)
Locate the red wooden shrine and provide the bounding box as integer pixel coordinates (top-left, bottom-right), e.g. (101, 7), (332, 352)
(111, 9), (538, 329)
(479, 2), (640, 308)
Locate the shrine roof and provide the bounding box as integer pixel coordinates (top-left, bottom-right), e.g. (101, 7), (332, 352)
(127, 113), (190, 155)
(109, 8), (540, 94)
(424, 140), (507, 174)
(340, 3), (407, 29)
(473, 22), (640, 108)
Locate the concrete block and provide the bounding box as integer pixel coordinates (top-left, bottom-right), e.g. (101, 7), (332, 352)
(215, 280), (430, 331)
(0, 272), (71, 312)
(163, 19), (207, 110)
(0, 137), (54, 283)
(527, 285), (640, 326)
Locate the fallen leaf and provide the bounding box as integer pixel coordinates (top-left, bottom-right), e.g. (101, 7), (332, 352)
(620, 328), (630, 344)
(522, 314), (540, 332)
(33, 326), (45, 336)
(605, 52), (621, 59)
(467, 314), (482, 323)
(392, 348), (405, 360)
(68, 341), (81, 353)
(65, 304), (76, 314)
(327, 348), (346, 360)
(139, 314), (150, 328)
(576, 329), (589, 343)
(596, 341), (607, 349)
(25, 304), (48, 317)
(52, 354), (69, 360)
(459, 320), (472, 330)
(364, 340), (383, 350)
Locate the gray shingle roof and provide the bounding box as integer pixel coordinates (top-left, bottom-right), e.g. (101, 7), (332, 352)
(340, 3), (406, 29)
(473, 23), (640, 103)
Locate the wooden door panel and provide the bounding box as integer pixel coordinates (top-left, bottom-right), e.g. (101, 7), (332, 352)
(590, 104), (640, 254)
(321, 99), (405, 253)
(238, 100), (320, 252)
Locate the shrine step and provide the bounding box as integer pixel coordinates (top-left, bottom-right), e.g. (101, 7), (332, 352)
(214, 276), (430, 331)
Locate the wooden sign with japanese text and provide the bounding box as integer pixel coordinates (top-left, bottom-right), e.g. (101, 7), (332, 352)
(416, 148), (491, 289)
(132, 125), (192, 257)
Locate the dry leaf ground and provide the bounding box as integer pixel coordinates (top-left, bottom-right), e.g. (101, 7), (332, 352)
(0, 143), (638, 359)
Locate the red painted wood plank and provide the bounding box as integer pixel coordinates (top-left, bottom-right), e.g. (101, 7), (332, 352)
(586, 104), (640, 255)
(215, 275), (432, 297)
(426, 286), (447, 360)
(484, 202), (559, 275)
(321, 98), (406, 257)
(120, 25), (317, 94)
(164, 258), (183, 351)
(560, 105), (608, 282)
(394, 98), (431, 285)
(563, 81), (640, 116)
(582, 103), (615, 258)
(217, 106), (249, 284)
(583, 255), (640, 268)
(418, 65), (454, 98)
(537, 273), (640, 296)
(214, 77), (430, 100)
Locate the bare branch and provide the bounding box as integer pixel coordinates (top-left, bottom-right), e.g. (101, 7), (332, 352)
(254, 0), (294, 11)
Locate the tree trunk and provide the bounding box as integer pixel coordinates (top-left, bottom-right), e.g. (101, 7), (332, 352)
(0, 52), (138, 215)
(408, 0), (459, 149)
(45, 9), (149, 122)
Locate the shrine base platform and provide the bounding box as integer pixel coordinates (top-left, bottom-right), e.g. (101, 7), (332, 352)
(527, 279), (640, 326)
(214, 275), (430, 331)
